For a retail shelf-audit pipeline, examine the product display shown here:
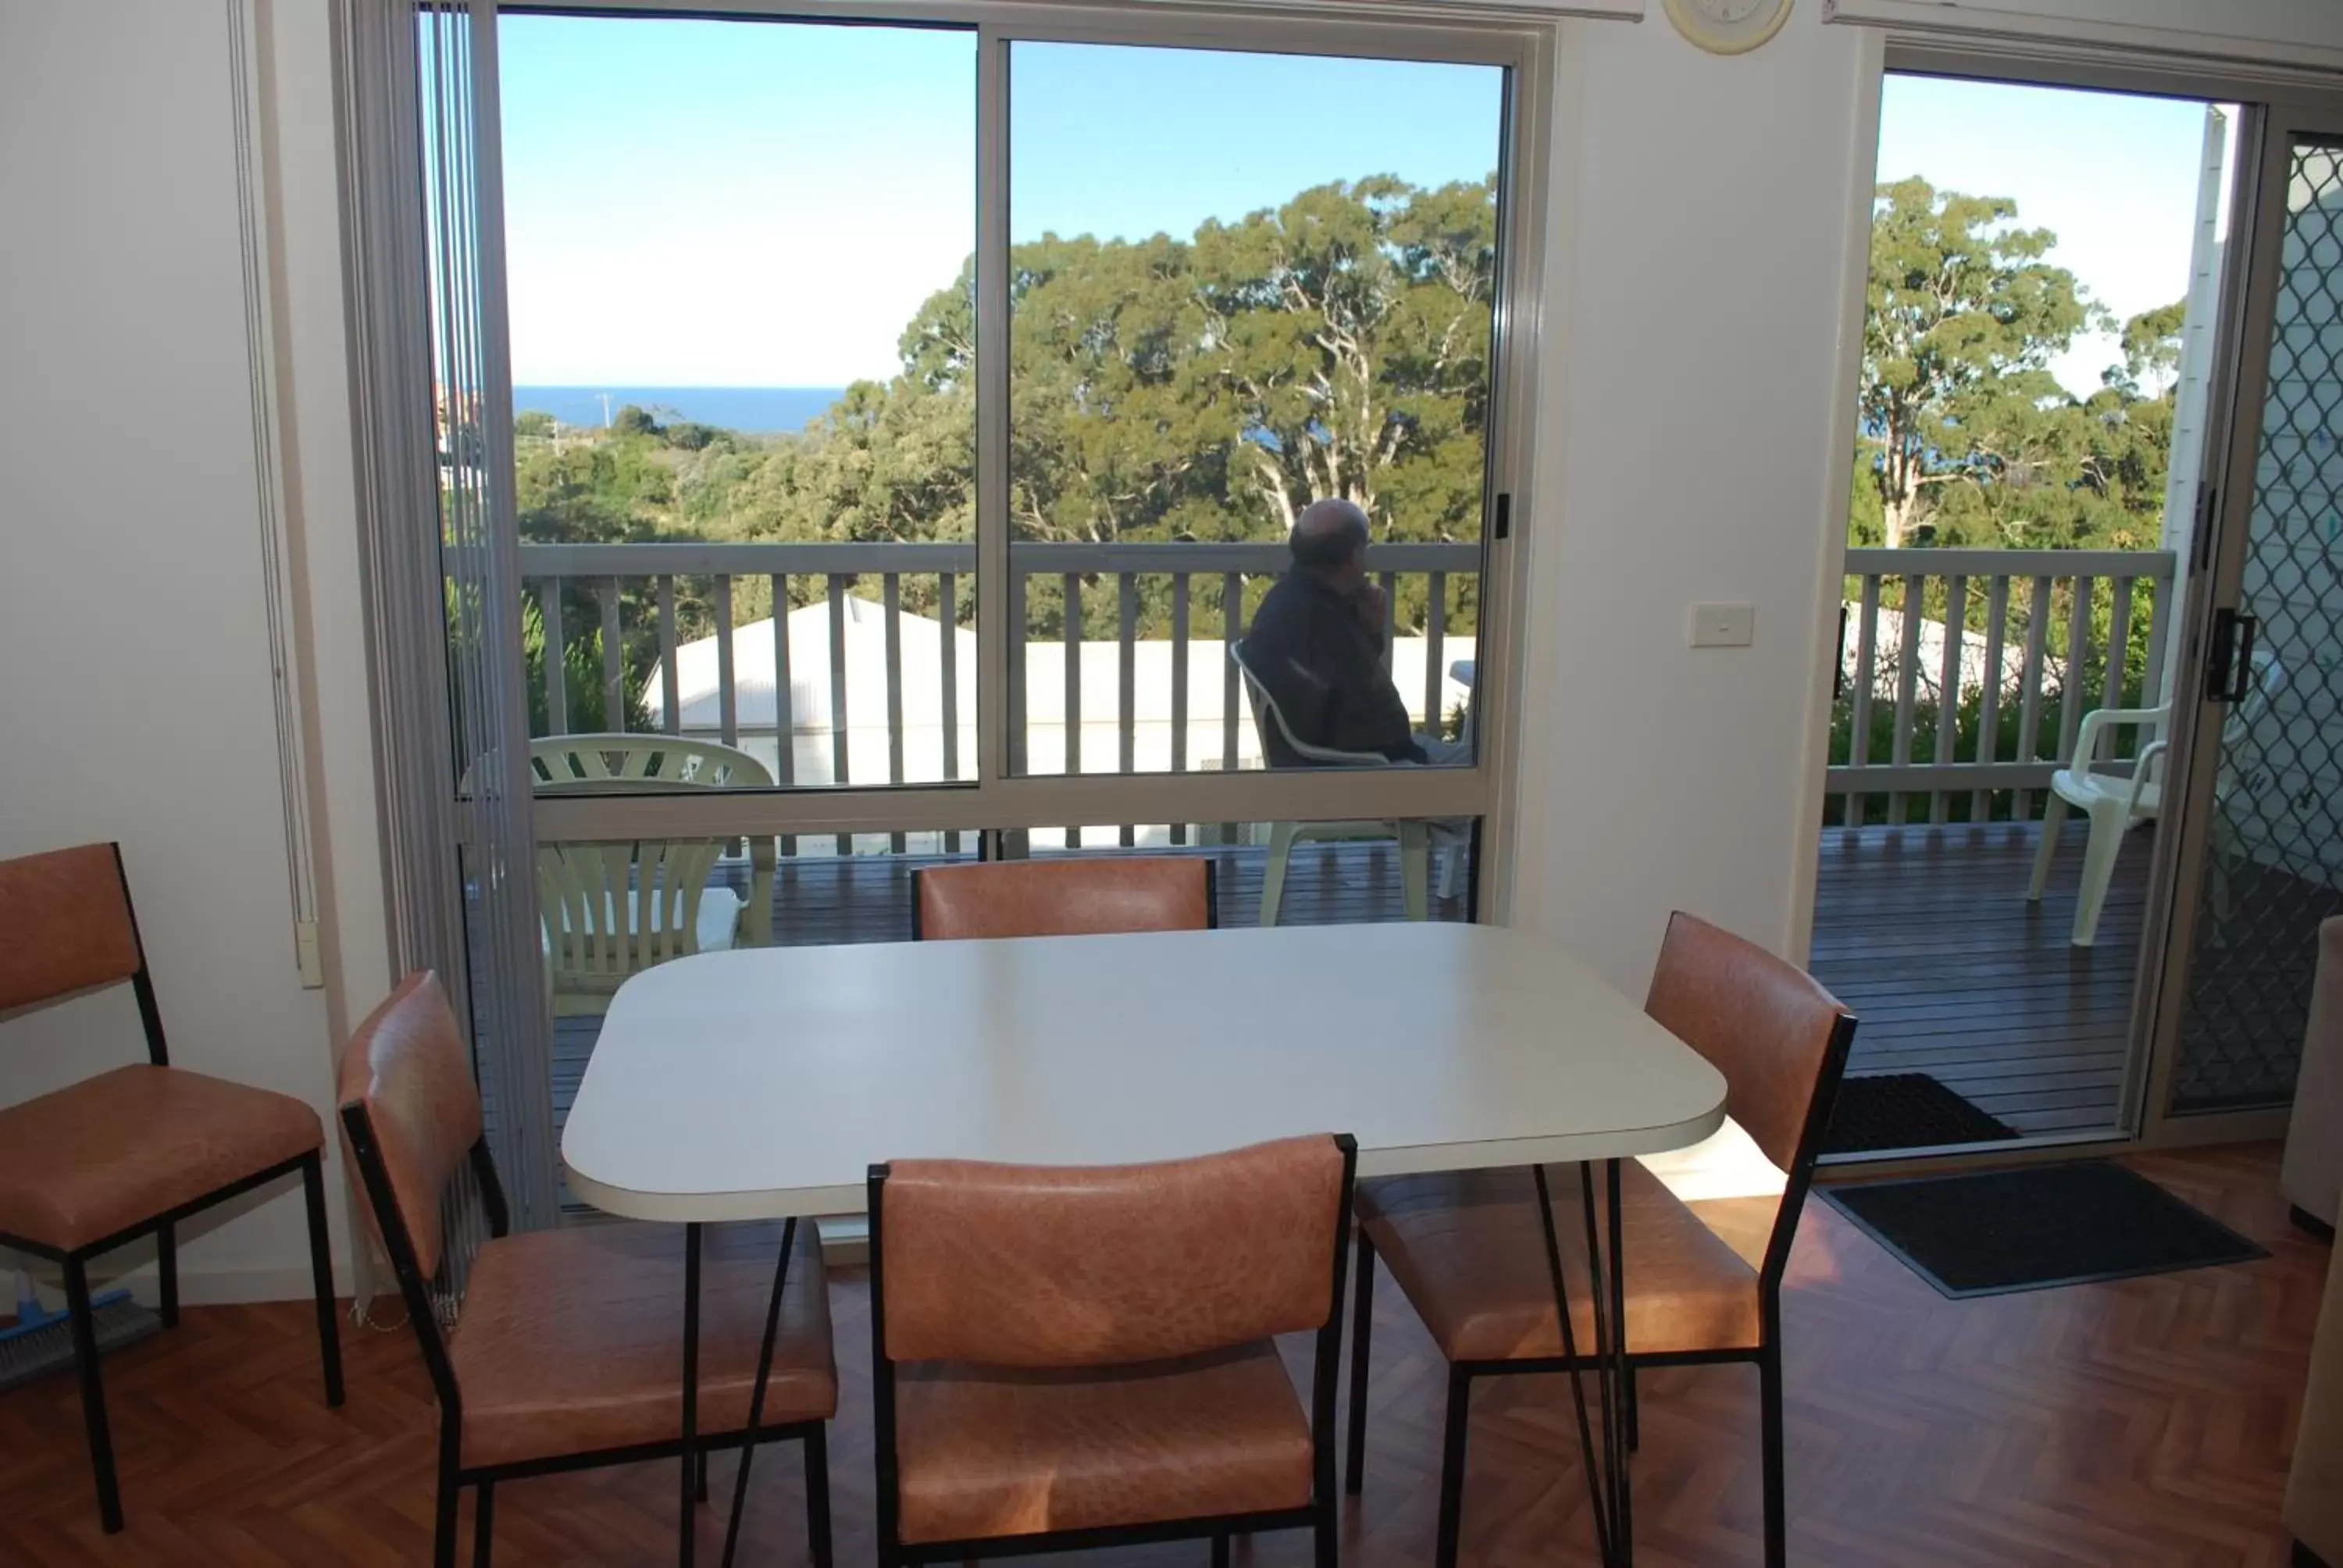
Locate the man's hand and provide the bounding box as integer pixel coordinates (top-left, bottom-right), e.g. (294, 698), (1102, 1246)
(1353, 578), (1388, 634)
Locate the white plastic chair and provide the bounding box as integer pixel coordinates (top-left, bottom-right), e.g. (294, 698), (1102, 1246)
(2027, 651), (2283, 947)
(1229, 643), (1430, 925)
(2026, 704), (2169, 946)
(526, 735), (776, 1015)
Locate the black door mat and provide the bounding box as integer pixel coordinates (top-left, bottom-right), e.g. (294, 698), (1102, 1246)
(1822, 1072), (2020, 1156)
(1824, 1161), (2268, 1299)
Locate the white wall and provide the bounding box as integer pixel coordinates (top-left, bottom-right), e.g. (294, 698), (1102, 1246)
(0, 0), (354, 1303)
(1503, 8), (1878, 991)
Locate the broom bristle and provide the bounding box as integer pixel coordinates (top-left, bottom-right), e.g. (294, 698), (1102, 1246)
(0, 1299), (162, 1393)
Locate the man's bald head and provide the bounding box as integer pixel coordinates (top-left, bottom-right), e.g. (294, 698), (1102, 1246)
(1290, 498), (1371, 578)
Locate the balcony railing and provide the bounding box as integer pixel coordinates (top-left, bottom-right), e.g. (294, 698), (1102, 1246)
(518, 538), (1481, 796)
(1832, 547), (2179, 826)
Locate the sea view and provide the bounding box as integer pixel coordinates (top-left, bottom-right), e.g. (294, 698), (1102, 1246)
(512, 385), (847, 433)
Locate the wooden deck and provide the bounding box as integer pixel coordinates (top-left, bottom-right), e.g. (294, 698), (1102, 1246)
(498, 821), (2152, 1181)
(1810, 820), (2150, 1141)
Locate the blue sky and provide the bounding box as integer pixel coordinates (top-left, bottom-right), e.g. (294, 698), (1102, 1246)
(497, 16), (1500, 386)
(497, 16), (2224, 397)
(1877, 76), (2226, 397)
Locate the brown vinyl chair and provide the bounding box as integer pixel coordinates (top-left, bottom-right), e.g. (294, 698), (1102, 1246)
(0, 842), (342, 1534)
(867, 1134), (1357, 1567)
(337, 972), (836, 1568)
(911, 854), (1218, 940)
(1344, 912), (1856, 1568)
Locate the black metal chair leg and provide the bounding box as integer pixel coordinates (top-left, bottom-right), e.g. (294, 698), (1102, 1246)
(425, 1407), (466, 1568)
(680, 1221), (703, 1568)
(301, 1153), (345, 1406)
(1624, 1365), (1639, 1453)
(64, 1256), (123, 1534)
(474, 1480), (496, 1566)
(1346, 1231), (1375, 1495)
(804, 1425), (834, 1568)
(1433, 1368), (1471, 1568)
(1760, 1345), (1786, 1568)
(1212, 1533), (1232, 1568)
(157, 1222), (179, 1328)
(433, 1461), (460, 1568)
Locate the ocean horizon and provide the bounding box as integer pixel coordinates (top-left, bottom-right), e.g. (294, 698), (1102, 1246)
(512, 385), (847, 434)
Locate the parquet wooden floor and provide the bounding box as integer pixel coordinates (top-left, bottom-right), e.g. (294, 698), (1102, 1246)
(0, 1144), (2326, 1566)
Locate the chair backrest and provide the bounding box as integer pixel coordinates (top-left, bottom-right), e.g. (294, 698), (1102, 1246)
(1230, 641), (1385, 768)
(537, 839), (733, 986)
(913, 857), (1216, 941)
(1643, 911), (1855, 1277)
(872, 1134), (1353, 1368)
(530, 735), (777, 958)
(336, 971), (489, 1280)
(529, 733), (775, 792)
(0, 842), (144, 1014)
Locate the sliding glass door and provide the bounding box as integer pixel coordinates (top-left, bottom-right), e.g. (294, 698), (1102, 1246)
(1807, 67), (2249, 1158)
(2144, 107), (2343, 1132)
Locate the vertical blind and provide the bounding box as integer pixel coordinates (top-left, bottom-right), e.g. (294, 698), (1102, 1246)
(335, 0), (557, 1288)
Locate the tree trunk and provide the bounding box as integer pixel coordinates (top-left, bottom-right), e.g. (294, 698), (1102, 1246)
(1882, 496), (1917, 551)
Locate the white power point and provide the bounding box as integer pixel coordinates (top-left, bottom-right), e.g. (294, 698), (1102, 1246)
(1691, 603), (1756, 648)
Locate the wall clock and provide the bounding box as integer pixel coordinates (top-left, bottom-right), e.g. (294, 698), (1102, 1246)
(1664, 0), (1794, 54)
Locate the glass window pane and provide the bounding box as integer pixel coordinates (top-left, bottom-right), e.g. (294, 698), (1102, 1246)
(1006, 42), (1504, 777)
(497, 15), (976, 789)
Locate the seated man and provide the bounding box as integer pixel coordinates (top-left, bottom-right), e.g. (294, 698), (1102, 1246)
(1243, 498), (1465, 765)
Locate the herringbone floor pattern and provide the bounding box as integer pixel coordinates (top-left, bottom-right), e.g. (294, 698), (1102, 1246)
(0, 1145), (2325, 1566)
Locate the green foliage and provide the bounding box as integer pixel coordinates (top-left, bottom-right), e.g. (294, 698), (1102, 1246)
(507, 173), (2181, 744)
(520, 594), (647, 737)
(1860, 177), (2181, 554)
(1826, 572), (2166, 826)
(512, 176), (1496, 715)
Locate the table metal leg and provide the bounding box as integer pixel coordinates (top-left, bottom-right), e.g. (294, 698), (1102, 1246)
(1531, 1164), (1614, 1568)
(1603, 1160), (1633, 1559)
(681, 1221), (703, 1568)
(721, 1217), (797, 1568)
(1578, 1164), (1621, 1551)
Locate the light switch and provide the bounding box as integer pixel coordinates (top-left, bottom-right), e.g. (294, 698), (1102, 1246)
(1691, 603), (1755, 648)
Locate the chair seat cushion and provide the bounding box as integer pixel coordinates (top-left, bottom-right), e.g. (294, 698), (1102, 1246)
(454, 1217), (835, 1470)
(893, 1340), (1313, 1545)
(1357, 1161), (1761, 1364)
(0, 1065), (323, 1252)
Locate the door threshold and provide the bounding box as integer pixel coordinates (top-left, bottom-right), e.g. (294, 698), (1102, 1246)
(1817, 1126), (2134, 1181)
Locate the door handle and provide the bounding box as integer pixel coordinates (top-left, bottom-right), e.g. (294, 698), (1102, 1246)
(2205, 608), (2258, 704)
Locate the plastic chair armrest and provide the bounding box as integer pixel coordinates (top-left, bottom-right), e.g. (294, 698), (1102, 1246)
(2071, 704), (2170, 767)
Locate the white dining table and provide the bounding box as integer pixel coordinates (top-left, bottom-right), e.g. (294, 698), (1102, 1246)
(562, 920), (1728, 1568)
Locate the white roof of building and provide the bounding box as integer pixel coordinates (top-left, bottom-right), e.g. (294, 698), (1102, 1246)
(646, 598), (1475, 734)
